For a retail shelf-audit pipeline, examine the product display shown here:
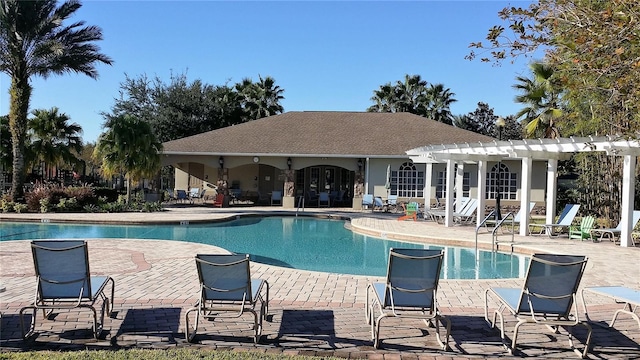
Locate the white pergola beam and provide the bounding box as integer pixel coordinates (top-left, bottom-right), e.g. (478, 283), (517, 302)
(620, 155), (636, 247)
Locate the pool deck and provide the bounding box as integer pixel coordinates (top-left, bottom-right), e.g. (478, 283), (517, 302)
(1, 206), (639, 359)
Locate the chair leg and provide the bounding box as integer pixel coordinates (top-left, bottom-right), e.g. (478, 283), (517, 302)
(184, 307), (200, 343)
(19, 306), (37, 339)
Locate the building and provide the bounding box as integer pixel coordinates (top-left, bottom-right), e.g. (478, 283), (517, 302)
(160, 111), (550, 209)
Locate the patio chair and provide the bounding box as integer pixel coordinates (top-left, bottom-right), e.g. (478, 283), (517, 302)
(397, 201), (418, 221)
(528, 204), (581, 237)
(485, 202), (536, 231)
(484, 253), (591, 358)
(568, 216), (596, 241)
(19, 240), (115, 339)
(581, 286), (640, 329)
(176, 189), (189, 203)
(333, 189), (347, 206)
(212, 193), (225, 208)
(366, 248), (450, 350)
(318, 192), (330, 207)
(386, 195), (399, 212)
(424, 197), (471, 222)
(361, 194), (374, 211)
(189, 187), (201, 203)
(271, 190), (282, 206)
(185, 254), (269, 343)
(590, 210), (640, 243)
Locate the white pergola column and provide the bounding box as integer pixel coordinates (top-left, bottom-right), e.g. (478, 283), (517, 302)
(546, 159), (558, 225)
(520, 157), (532, 236)
(477, 160), (487, 226)
(455, 163), (464, 210)
(364, 157), (371, 194)
(619, 154), (636, 247)
(424, 163), (433, 208)
(444, 159), (455, 227)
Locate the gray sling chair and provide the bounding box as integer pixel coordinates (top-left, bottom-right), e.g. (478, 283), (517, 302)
(20, 240), (115, 339)
(185, 254), (269, 343)
(484, 253), (592, 358)
(366, 248), (450, 350)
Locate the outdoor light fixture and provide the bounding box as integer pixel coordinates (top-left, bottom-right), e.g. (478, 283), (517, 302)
(287, 157), (292, 170)
(357, 158), (363, 171)
(219, 156), (224, 169)
(494, 117), (506, 221)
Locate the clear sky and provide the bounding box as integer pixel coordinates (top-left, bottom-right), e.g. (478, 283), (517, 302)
(0, 0), (540, 143)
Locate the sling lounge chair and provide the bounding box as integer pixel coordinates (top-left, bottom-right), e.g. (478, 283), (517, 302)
(19, 240), (115, 339)
(366, 248), (450, 350)
(185, 254), (269, 343)
(529, 204), (580, 237)
(581, 286), (640, 329)
(590, 210), (640, 243)
(485, 202), (536, 231)
(484, 253), (591, 358)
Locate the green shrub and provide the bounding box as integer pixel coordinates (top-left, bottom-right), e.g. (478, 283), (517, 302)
(39, 198), (51, 213)
(1, 199), (15, 213)
(65, 185), (97, 207)
(13, 203), (28, 213)
(56, 197), (80, 212)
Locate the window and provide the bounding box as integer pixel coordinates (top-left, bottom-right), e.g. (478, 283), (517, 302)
(486, 163), (517, 200)
(391, 161), (424, 198)
(435, 165), (470, 198)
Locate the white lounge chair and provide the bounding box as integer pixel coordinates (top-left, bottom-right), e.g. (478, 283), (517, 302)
(484, 253), (591, 358)
(485, 202), (536, 231)
(590, 210), (640, 244)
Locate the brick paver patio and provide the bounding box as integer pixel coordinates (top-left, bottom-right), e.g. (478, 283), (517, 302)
(1, 206), (638, 359)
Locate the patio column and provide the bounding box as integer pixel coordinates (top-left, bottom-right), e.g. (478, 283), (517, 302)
(520, 157), (532, 236)
(619, 154), (636, 247)
(545, 159), (558, 225)
(477, 160), (487, 226)
(424, 163), (433, 208)
(455, 163), (464, 209)
(444, 159), (455, 227)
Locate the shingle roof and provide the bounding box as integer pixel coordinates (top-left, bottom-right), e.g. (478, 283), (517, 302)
(161, 111), (495, 157)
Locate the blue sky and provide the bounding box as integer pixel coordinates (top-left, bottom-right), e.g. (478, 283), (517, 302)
(0, 0), (540, 143)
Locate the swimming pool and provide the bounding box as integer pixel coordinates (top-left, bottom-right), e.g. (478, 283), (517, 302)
(0, 216), (528, 279)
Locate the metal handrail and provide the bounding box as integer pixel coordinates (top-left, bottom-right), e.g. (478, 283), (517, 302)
(295, 195), (305, 217)
(475, 210), (496, 261)
(491, 211), (516, 253)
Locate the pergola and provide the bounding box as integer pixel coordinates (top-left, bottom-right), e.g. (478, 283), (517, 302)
(407, 135), (639, 247)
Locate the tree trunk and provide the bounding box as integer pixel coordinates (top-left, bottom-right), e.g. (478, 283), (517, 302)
(9, 76), (31, 202)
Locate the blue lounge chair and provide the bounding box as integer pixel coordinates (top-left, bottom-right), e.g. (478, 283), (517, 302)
(185, 254), (269, 343)
(581, 286), (640, 329)
(529, 204), (581, 237)
(19, 240), (115, 339)
(484, 253), (591, 358)
(366, 248), (450, 350)
(318, 192), (330, 207)
(271, 190), (282, 206)
(361, 194), (374, 211)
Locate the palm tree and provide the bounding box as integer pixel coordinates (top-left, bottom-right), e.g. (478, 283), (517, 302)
(237, 76), (285, 120)
(367, 84), (397, 112)
(0, 115), (11, 172)
(426, 84), (457, 124)
(0, 0), (112, 201)
(513, 62), (564, 138)
(94, 114), (162, 203)
(27, 107), (83, 180)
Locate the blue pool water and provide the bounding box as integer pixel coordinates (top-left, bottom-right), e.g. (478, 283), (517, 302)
(0, 217), (528, 279)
